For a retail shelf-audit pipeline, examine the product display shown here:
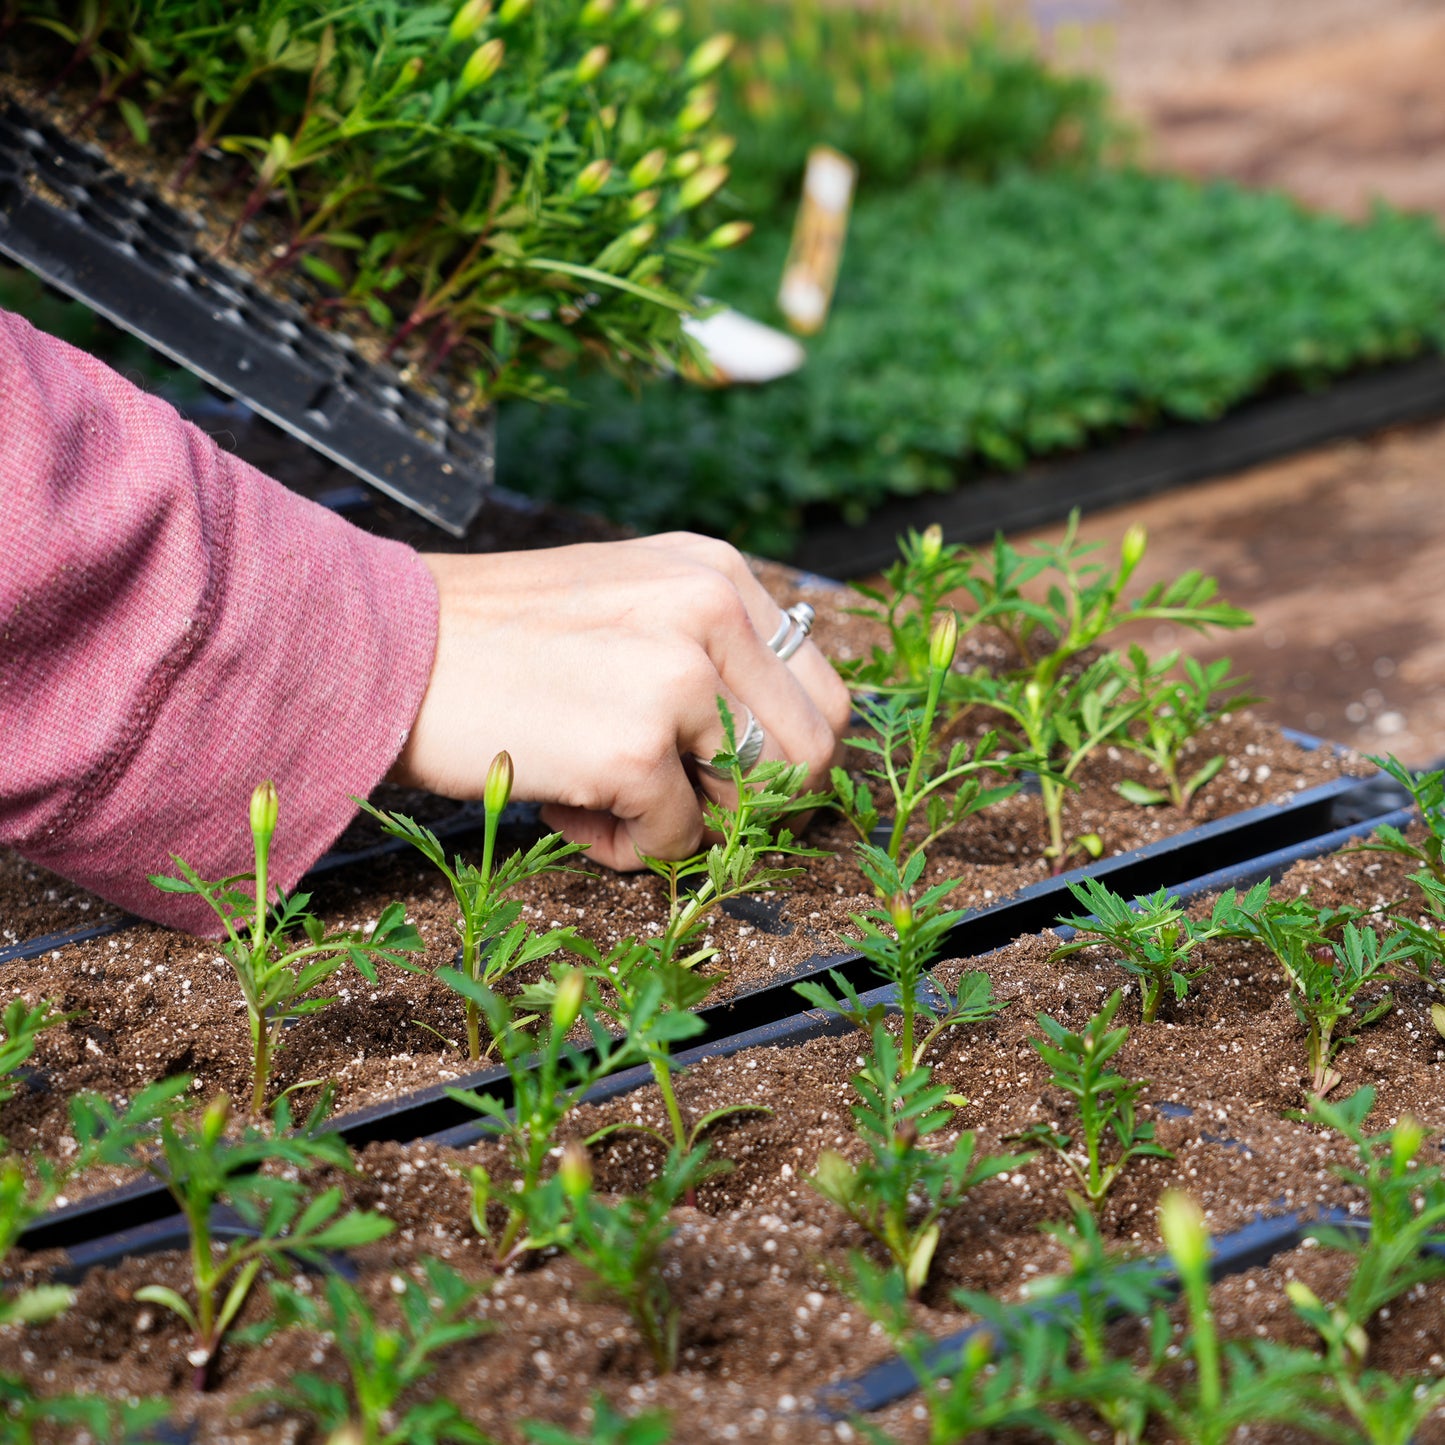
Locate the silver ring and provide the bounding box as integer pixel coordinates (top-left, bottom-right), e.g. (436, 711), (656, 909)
(768, 602), (815, 661)
(693, 709), (765, 780)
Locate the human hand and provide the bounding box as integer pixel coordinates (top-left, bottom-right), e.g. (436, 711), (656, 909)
(387, 533), (851, 870)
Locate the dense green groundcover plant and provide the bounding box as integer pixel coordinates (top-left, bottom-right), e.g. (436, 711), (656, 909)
(498, 169), (1445, 556)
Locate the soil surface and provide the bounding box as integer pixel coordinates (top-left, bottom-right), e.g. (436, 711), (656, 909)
(4, 827), (1444, 1442)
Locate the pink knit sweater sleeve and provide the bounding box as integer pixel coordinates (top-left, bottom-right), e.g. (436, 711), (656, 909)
(0, 307), (440, 935)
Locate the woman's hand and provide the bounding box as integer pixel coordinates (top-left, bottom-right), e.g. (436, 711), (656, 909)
(387, 533), (851, 869)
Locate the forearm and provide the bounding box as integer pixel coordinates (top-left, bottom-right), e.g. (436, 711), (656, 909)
(0, 308), (438, 934)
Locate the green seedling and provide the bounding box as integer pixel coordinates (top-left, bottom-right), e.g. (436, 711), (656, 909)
(0, 996), (75, 1120)
(1051, 878), (1267, 1023)
(796, 845), (1006, 1072)
(552, 704), (824, 1169)
(1352, 754), (1445, 889)
(521, 1395), (671, 1444)
(153, 780), (423, 1113)
(70, 1080), (392, 1389)
(1112, 646), (1259, 810)
(1212, 894), (1402, 1096)
(362, 751), (583, 1061)
(1010, 991), (1171, 1212)
(811, 1026), (1023, 1296)
(1155, 1192), (1337, 1445)
(0, 1381), (170, 1445)
(524, 1141), (716, 1372)
(262, 1258), (491, 1445)
(843, 1252), (1139, 1445)
(1302, 1087), (1445, 1333)
(1012, 1205), (1171, 1445)
(834, 611), (1025, 869)
(448, 971), (645, 1265)
(967, 655), (1146, 873)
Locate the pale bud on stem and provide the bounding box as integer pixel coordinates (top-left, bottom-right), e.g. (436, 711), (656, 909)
(929, 609), (959, 674)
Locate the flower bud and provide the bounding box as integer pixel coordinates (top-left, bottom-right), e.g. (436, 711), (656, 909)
(919, 523), (943, 567)
(497, 0), (531, 21)
(628, 147), (667, 188)
(483, 751), (514, 815)
(1431, 1001), (1445, 1039)
(1024, 680), (1044, 715)
(580, 0), (614, 22)
(559, 1140), (592, 1199)
(553, 969), (587, 1035)
(449, 0), (493, 44)
(201, 1093), (232, 1147)
(889, 893), (913, 934)
(1284, 1280), (1321, 1312)
(250, 781), (279, 851)
(627, 188), (658, 220)
(598, 104), (617, 128)
(701, 133), (736, 166)
(621, 220), (656, 251)
(465, 1164), (492, 1234)
(1121, 523), (1147, 573)
(929, 610), (958, 674)
(676, 84), (717, 133)
(457, 37), (505, 95)
(677, 163), (727, 209)
(1392, 1114), (1426, 1171)
(574, 44), (609, 83)
(669, 148), (701, 179)
(703, 219), (752, 250)
(651, 5), (682, 36)
(572, 157), (612, 196)
(1158, 1190), (1209, 1275)
(684, 32), (734, 80)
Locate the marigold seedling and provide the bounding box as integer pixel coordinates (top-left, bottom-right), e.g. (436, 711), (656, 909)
(810, 1026), (1023, 1295)
(153, 782), (423, 1113)
(1009, 991), (1171, 1212)
(261, 1257), (491, 1444)
(70, 1081), (392, 1389)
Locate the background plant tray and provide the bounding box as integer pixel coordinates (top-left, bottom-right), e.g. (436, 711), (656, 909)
(21, 789), (1413, 1255)
(789, 352), (1445, 578)
(0, 100), (492, 537)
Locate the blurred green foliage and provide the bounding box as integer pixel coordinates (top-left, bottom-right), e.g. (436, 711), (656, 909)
(695, 0), (1119, 213)
(499, 170), (1445, 556)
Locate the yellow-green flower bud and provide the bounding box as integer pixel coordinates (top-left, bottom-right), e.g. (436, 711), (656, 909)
(553, 969), (587, 1035)
(598, 104), (617, 129)
(457, 37), (505, 95)
(684, 32), (734, 81)
(621, 0), (655, 15)
(1392, 1113), (1426, 1171)
(701, 133), (736, 166)
(919, 523), (943, 567)
(651, 5), (682, 36)
(201, 1093), (232, 1147)
(703, 219), (752, 250)
(677, 163), (727, 209)
(1433, 1002), (1445, 1039)
(559, 1140), (592, 1198)
(327, 1424), (366, 1445)
(483, 750), (513, 815)
(449, 0), (493, 44)
(627, 188), (658, 220)
(929, 609), (958, 674)
(575, 44), (609, 83)
(889, 893), (913, 934)
(905, 1221), (940, 1296)
(676, 84), (717, 133)
(580, 0), (614, 22)
(1284, 1280), (1320, 1312)
(1158, 1190), (1209, 1275)
(249, 780), (278, 851)
(1121, 523), (1147, 572)
(1024, 680), (1044, 716)
(572, 157), (612, 196)
(497, 0), (531, 21)
(465, 1164), (491, 1235)
(669, 148), (701, 179)
(628, 147), (667, 189)
(622, 220), (656, 251)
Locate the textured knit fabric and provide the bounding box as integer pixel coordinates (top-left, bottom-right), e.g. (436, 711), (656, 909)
(0, 307), (439, 935)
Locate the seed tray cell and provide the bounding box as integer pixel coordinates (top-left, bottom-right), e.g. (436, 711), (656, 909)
(0, 100), (491, 537)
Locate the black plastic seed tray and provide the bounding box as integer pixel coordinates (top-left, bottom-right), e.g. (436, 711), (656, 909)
(0, 100), (491, 536)
(19, 789), (1413, 1254)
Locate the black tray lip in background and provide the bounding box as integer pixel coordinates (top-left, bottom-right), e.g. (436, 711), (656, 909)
(790, 350), (1445, 578)
(0, 98), (492, 538)
(21, 785), (1412, 1256)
